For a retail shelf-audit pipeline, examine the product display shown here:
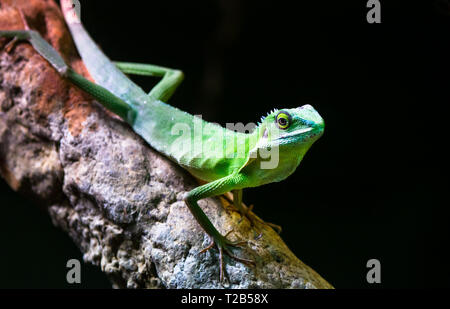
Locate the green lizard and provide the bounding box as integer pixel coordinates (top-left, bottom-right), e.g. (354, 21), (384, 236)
(0, 0), (325, 281)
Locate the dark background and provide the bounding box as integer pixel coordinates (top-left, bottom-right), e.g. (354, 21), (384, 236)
(1, 0), (448, 288)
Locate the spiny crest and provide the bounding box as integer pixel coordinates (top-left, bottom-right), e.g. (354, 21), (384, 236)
(257, 108), (279, 127)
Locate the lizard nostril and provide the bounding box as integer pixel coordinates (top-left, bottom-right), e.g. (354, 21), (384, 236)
(299, 104), (313, 110)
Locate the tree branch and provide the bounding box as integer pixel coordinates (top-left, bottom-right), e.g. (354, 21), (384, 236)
(0, 0), (333, 288)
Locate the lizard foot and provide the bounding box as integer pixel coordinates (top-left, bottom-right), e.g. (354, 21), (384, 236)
(222, 194), (282, 236)
(199, 230), (255, 282)
(3, 9), (31, 53)
(237, 205), (283, 236)
(4, 37), (18, 53)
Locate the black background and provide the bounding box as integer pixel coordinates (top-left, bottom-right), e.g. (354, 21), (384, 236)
(0, 0), (448, 288)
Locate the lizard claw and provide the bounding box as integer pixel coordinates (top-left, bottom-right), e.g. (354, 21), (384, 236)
(4, 37), (18, 53)
(199, 232), (255, 282)
(199, 238), (215, 254)
(3, 9), (30, 53)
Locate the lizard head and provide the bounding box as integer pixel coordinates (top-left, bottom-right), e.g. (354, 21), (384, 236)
(239, 105), (324, 183)
(244, 104), (324, 175)
(258, 104), (324, 148)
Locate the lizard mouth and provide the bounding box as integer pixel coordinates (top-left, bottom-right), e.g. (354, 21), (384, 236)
(278, 127), (314, 140)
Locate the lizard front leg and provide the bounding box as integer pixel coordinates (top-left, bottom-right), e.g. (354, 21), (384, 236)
(184, 173), (255, 282)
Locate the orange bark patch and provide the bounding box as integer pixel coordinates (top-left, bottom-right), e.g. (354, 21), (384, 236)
(0, 7), (23, 30)
(0, 163), (20, 191)
(63, 85), (93, 137)
(0, 0), (97, 137)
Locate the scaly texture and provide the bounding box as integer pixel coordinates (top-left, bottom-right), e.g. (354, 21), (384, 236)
(0, 0), (333, 288)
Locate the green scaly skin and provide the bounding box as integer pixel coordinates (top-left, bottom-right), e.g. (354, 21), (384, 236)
(0, 0), (325, 282)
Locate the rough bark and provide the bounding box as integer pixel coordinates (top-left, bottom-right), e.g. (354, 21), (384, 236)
(0, 0), (333, 289)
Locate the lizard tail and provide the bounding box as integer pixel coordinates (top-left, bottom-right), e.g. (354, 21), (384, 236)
(60, 0), (149, 108)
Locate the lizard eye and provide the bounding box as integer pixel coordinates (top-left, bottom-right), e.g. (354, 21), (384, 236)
(276, 111), (291, 129)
